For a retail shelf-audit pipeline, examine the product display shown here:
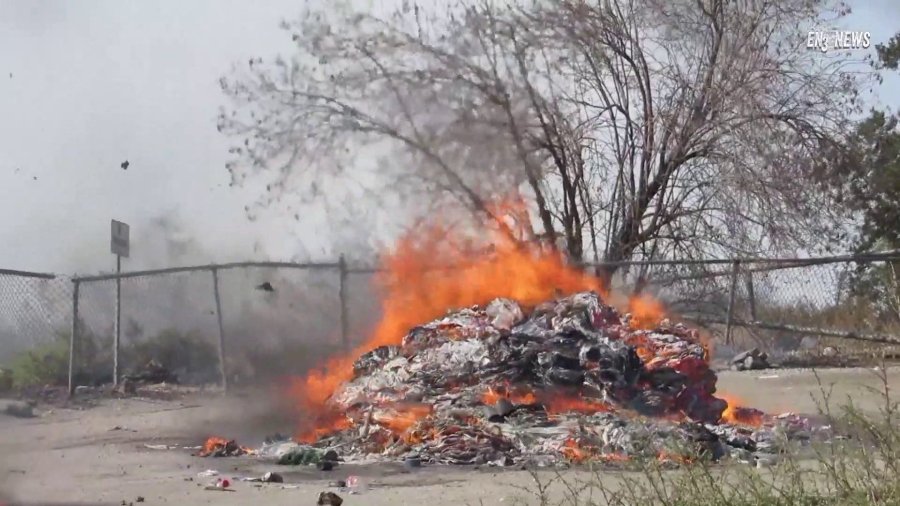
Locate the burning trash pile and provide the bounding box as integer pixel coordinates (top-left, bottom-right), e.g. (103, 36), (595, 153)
(293, 291), (821, 467)
(197, 437), (253, 457)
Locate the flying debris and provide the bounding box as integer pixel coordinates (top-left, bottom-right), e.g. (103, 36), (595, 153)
(256, 282), (275, 293)
(121, 160), (130, 170)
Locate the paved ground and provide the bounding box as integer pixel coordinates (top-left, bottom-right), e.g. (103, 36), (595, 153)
(0, 366), (897, 506)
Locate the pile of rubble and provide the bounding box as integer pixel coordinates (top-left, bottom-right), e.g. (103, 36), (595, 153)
(293, 292), (821, 467)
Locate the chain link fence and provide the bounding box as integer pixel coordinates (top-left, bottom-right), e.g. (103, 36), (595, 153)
(0, 269), (72, 363)
(597, 252), (900, 357)
(66, 261), (362, 391)
(3, 251), (899, 394)
(0, 269), (73, 391)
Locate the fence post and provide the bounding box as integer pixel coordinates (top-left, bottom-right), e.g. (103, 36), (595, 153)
(113, 255), (121, 387)
(744, 271), (757, 321)
(725, 260), (741, 346)
(210, 267), (228, 393)
(68, 280), (80, 397)
(339, 255), (349, 351)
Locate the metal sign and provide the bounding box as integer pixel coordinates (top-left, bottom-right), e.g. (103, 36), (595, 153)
(111, 219), (130, 258)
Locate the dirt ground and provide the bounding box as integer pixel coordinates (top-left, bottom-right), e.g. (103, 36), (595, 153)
(0, 366), (897, 506)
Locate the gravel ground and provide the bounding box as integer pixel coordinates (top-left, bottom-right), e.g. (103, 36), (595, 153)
(0, 366), (897, 506)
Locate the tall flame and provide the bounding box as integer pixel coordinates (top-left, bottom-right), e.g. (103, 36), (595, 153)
(289, 199), (606, 420)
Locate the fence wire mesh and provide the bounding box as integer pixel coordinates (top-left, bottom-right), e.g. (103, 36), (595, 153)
(4, 252), (899, 393)
(0, 271), (72, 365)
(615, 256), (900, 353)
(214, 265), (343, 384)
(74, 271), (225, 386)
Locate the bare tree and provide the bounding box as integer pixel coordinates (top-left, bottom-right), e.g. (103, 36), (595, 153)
(219, 0), (868, 280)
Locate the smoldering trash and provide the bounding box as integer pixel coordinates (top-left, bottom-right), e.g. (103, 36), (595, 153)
(254, 291), (825, 468)
(197, 437), (252, 457)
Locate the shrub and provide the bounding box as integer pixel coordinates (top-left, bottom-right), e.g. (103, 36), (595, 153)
(8, 338), (69, 388)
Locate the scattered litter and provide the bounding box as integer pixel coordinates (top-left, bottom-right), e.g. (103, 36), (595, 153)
(241, 471), (284, 483)
(203, 478), (234, 491)
(329, 480), (347, 488)
(109, 426), (137, 432)
(404, 455), (422, 469)
(123, 359), (178, 384)
(257, 440), (301, 460)
(345, 475), (367, 494)
(262, 471), (284, 483)
(277, 447), (335, 466)
(203, 486), (235, 492)
(731, 348), (771, 371)
(197, 437), (250, 457)
(135, 497), (144, 503)
(143, 444), (177, 451)
(197, 470), (219, 478)
(317, 491), (344, 506)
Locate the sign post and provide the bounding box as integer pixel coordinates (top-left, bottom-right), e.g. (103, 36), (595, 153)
(111, 220), (130, 386)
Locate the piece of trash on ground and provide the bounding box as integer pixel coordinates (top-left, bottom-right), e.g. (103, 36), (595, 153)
(143, 444), (176, 450)
(197, 436), (251, 457)
(730, 348), (773, 371)
(317, 491), (344, 506)
(241, 471), (283, 483)
(203, 478), (234, 491)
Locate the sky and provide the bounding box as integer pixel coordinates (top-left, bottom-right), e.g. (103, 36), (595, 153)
(0, 0), (899, 276)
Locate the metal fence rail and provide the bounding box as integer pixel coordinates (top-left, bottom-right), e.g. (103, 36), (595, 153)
(2, 251), (898, 395)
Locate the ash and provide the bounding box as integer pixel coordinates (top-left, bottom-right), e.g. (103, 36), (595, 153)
(294, 292), (823, 467)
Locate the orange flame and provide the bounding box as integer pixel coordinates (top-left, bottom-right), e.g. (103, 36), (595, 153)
(296, 415), (352, 444)
(562, 438), (591, 463)
(628, 294), (666, 330)
(562, 439), (628, 464)
(199, 436), (229, 457)
(375, 404), (433, 434)
(546, 396), (610, 415)
(599, 452), (630, 463)
(718, 394), (766, 427)
(482, 385), (538, 406)
(198, 436), (252, 456)
(289, 199), (606, 425)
